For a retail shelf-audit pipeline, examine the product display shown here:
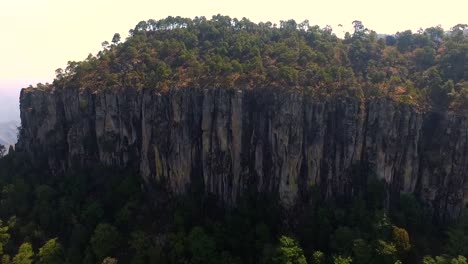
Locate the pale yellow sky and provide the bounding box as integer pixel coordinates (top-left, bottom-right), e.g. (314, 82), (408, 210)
(0, 0), (467, 87)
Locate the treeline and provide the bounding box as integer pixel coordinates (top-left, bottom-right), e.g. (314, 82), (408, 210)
(41, 15), (468, 112)
(0, 147), (468, 263)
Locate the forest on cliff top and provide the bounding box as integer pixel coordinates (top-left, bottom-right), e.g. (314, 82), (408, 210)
(36, 15), (468, 112)
(4, 15), (468, 264)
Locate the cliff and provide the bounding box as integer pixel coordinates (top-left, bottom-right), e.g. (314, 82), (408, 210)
(16, 86), (468, 220)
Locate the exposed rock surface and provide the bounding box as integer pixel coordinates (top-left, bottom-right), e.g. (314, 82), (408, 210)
(17, 87), (468, 220)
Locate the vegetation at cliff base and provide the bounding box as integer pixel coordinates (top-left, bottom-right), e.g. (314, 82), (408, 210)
(0, 143), (468, 263)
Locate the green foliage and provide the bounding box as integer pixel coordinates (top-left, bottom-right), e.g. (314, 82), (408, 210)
(0, 149), (466, 263)
(111, 33), (121, 44)
(273, 236), (307, 264)
(451, 256), (468, 264)
(352, 239), (372, 264)
(38, 238), (64, 264)
(37, 15), (465, 111)
(375, 240), (397, 264)
(423, 255), (468, 264)
(12, 243), (33, 264)
(129, 231), (152, 264)
(332, 226), (355, 255)
(90, 223), (122, 262)
(445, 214), (468, 257)
(311, 251), (325, 264)
(333, 255), (353, 264)
(188, 227), (217, 264)
(0, 221), (10, 255)
(446, 228), (468, 257)
(81, 201), (104, 228)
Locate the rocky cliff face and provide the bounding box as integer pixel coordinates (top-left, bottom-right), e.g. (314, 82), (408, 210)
(17, 87), (468, 220)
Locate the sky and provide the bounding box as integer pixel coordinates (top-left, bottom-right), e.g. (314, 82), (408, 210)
(0, 0), (467, 122)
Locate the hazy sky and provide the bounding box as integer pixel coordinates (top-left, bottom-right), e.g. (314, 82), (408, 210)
(0, 0), (467, 121)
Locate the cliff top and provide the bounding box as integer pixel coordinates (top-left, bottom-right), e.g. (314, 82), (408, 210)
(27, 16), (468, 111)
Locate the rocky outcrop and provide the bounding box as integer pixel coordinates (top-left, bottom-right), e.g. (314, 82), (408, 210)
(17, 86), (468, 220)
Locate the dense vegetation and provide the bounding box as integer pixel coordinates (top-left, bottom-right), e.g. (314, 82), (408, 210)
(0, 143), (468, 264)
(12, 15), (468, 263)
(42, 15), (468, 112)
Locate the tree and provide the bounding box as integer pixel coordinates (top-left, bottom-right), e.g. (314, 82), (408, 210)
(168, 231), (187, 264)
(413, 47), (435, 70)
(423, 255), (468, 264)
(188, 227), (217, 264)
(312, 251), (325, 264)
(424, 26), (444, 44)
(67, 223), (88, 262)
(2, 255), (11, 264)
(129, 231), (151, 264)
(90, 223), (122, 262)
(452, 256), (468, 264)
(396, 30), (413, 52)
(352, 239), (372, 264)
(392, 226), (411, 254)
(333, 255), (353, 264)
(385, 35), (396, 46)
(0, 221), (10, 255)
(101, 257), (118, 264)
(450, 24), (468, 42)
(34, 185), (57, 230)
(112, 33), (121, 44)
(352, 20), (367, 38)
(446, 227), (468, 257)
(332, 226), (355, 254)
(80, 201), (104, 228)
(273, 236), (307, 264)
(101, 41), (110, 50)
(13, 243), (34, 264)
(38, 238), (64, 264)
(375, 240), (397, 264)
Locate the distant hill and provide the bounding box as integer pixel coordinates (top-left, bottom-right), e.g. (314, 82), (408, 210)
(0, 87), (21, 123)
(0, 120), (19, 148)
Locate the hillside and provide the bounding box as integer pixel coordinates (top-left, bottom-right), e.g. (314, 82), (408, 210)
(0, 87), (21, 123)
(1, 16), (468, 264)
(38, 17), (467, 111)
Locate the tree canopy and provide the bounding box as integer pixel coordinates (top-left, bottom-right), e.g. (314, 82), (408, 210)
(38, 15), (468, 112)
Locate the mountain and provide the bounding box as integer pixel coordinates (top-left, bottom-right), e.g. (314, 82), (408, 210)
(16, 16), (468, 220)
(0, 120), (19, 148)
(3, 16), (468, 263)
(0, 86), (21, 123)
